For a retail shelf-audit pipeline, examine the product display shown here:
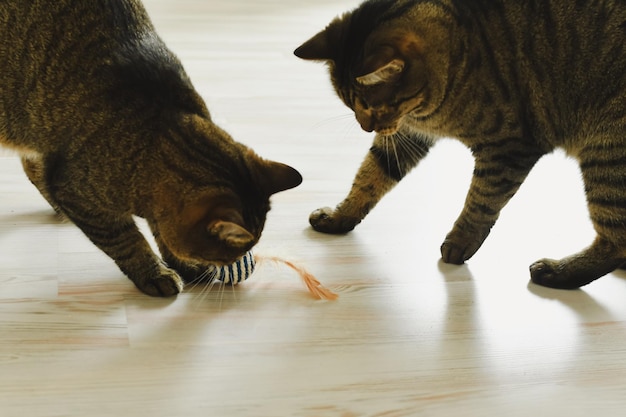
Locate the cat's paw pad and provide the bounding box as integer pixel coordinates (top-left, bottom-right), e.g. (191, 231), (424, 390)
(440, 240), (469, 265)
(440, 227), (489, 264)
(530, 259), (578, 289)
(137, 268), (184, 297)
(440, 237), (482, 264)
(530, 259), (555, 283)
(309, 207), (357, 234)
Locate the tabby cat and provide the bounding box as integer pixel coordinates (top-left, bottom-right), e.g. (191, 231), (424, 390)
(295, 0), (626, 289)
(0, 0), (302, 297)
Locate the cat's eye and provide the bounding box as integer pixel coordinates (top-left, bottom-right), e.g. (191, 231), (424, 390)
(352, 93), (372, 110)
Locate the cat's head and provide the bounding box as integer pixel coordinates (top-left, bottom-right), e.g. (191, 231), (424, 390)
(152, 115), (302, 267)
(294, 0), (453, 135)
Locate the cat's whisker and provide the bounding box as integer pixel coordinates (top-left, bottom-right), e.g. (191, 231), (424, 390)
(185, 278), (201, 296)
(187, 269), (210, 292)
(217, 280), (228, 312)
(311, 113), (354, 130)
(389, 134), (405, 178)
(380, 135), (393, 177)
(187, 277), (207, 307)
(381, 133), (407, 178)
(393, 131), (430, 164)
(342, 120), (364, 142)
(192, 278), (215, 308)
(204, 278), (222, 305)
(312, 113), (363, 143)
(187, 267), (220, 308)
(198, 270), (222, 310)
(228, 281), (238, 302)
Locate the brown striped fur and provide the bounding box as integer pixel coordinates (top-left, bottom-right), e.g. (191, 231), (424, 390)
(0, 0), (302, 297)
(295, 0), (626, 289)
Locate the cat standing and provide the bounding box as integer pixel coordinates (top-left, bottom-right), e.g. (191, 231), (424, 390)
(295, 0), (626, 289)
(0, 0), (302, 296)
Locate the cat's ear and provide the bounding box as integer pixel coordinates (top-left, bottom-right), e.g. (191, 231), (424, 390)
(259, 159), (303, 196)
(294, 31), (332, 61)
(356, 59), (405, 86)
(247, 151), (303, 196)
(207, 220), (255, 251)
(294, 21), (341, 61)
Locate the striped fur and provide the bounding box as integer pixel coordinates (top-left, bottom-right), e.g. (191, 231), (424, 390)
(0, 0), (302, 297)
(296, 0), (626, 289)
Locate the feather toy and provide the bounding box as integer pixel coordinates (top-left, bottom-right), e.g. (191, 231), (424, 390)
(210, 251), (338, 300)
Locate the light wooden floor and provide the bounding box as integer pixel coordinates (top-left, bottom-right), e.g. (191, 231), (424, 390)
(2, 1), (626, 416)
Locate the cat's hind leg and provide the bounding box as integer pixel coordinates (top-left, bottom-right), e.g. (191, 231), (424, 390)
(21, 155), (62, 214)
(310, 131), (433, 233)
(531, 146), (626, 288)
(530, 237), (624, 289)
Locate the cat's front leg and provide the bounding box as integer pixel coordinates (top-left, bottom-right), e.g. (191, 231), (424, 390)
(308, 148), (392, 233)
(147, 219), (206, 283)
(310, 132), (432, 233)
(58, 203), (183, 296)
(441, 142), (543, 264)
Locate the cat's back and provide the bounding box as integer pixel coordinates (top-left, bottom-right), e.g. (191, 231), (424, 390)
(0, 0), (151, 86)
(461, 0), (626, 85)
(443, 0), (626, 142)
(0, 0), (201, 153)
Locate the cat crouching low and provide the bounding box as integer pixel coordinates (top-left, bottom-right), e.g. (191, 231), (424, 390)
(0, 0), (302, 296)
(295, 0), (626, 289)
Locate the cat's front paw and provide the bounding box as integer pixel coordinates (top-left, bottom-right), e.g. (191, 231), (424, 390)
(530, 259), (579, 289)
(135, 267), (184, 297)
(440, 228), (488, 264)
(309, 207), (358, 234)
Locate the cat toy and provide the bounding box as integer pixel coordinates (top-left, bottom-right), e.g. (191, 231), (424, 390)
(208, 251), (338, 300)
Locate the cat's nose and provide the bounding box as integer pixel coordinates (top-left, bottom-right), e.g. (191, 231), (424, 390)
(355, 111), (375, 132)
(359, 121), (375, 133)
